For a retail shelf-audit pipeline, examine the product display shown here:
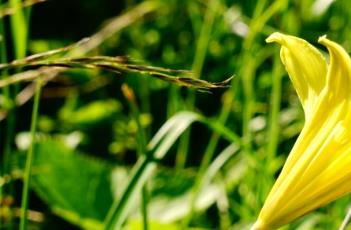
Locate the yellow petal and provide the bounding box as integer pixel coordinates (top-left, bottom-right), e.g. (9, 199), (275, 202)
(318, 35), (351, 100)
(266, 32), (327, 120)
(252, 34), (351, 229)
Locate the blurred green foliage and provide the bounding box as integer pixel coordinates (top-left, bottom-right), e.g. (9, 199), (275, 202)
(2, 0), (351, 229)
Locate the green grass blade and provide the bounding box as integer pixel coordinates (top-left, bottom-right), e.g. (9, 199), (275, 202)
(19, 78), (41, 230)
(103, 112), (199, 229)
(122, 84), (149, 230)
(103, 111), (240, 229)
(176, 0), (220, 168)
(9, 0), (28, 59)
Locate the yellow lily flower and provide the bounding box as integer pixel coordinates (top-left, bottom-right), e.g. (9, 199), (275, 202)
(251, 32), (351, 230)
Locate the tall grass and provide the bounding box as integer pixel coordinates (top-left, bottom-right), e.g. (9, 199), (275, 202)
(10, 0), (32, 228)
(19, 78), (41, 230)
(176, 0), (220, 169)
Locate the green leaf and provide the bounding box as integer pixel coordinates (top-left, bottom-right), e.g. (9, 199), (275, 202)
(59, 99), (121, 127)
(14, 139), (117, 229)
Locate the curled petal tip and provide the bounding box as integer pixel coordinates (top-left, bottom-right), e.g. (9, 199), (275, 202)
(318, 34), (328, 44)
(318, 35), (338, 50)
(266, 32), (285, 44)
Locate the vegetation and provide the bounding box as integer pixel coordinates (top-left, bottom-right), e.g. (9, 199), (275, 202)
(1, 0), (351, 229)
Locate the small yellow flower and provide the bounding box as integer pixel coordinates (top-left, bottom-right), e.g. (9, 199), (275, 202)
(252, 32), (351, 229)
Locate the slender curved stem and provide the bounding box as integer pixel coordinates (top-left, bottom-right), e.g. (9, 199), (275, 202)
(19, 78), (41, 230)
(340, 205), (351, 230)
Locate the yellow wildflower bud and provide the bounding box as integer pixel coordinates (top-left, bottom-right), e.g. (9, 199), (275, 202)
(252, 32), (351, 229)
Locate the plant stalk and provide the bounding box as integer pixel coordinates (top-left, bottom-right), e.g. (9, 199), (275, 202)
(19, 78), (41, 230)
